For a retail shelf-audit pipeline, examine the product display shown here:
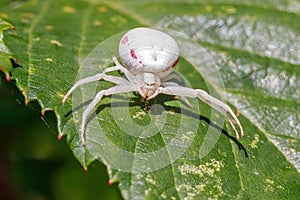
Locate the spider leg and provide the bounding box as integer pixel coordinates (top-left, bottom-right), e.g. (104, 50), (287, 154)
(112, 55), (122, 66)
(63, 56), (135, 104)
(159, 86), (244, 139)
(161, 72), (184, 83)
(194, 89), (244, 139)
(80, 84), (136, 144)
(62, 72), (130, 104)
(102, 65), (135, 82)
(111, 56), (135, 81)
(162, 82), (194, 109)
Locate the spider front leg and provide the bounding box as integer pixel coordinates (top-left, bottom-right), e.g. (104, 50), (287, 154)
(194, 89), (244, 139)
(80, 84), (136, 145)
(162, 82), (194, 109)
(62, 73), (129, 104)
(62, 57), (134, 104)
(159, 86), (244, 139)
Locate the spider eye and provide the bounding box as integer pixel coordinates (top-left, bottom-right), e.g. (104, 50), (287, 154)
(145, 82), (155, 86)
(143, 73), (161, 86)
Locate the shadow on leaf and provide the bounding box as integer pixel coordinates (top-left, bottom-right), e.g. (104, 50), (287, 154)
(64, 94), (248, 158)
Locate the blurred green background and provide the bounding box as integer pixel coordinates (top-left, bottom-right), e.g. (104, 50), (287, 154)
(0, 72), (123, 200)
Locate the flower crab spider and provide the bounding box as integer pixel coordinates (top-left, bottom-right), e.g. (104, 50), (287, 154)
(62, 27), (244, 144)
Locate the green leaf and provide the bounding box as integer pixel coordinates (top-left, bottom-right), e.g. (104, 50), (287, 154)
(1, 0), (299, 199)
(0, 17), (15, 80)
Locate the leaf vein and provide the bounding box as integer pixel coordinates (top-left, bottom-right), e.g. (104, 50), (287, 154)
(26, 0), (51, 100)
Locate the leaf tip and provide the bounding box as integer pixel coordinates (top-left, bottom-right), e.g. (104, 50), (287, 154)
(108, 180), (114, 186)
(57, 134), (63, 141)
(83, 166), (88, 172)
(5, 72), (10, 81)
(108, 174), (119, 186)
(41, 108), (45, 116)
(24, 98), (29, 105)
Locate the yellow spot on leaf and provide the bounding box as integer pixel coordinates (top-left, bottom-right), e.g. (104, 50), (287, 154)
(46, 25), (53, 30)
(0, 13), (8, 18)
(28, 67), (37, 74)
(250, 134), (260, 149)
(57, 93), (65, 99)
(45, 58), (53, 62)
(98, 6), (107, 13)
(264, 179), (274, 192)
(221, 5), (237, 14)
(266, 178), (274, 184)
(63, 6), (76, 14)
(160, 193), (167, 199)
(205, 5), (213, 12)
(132, 111), (146, 119)
(145, 174), (157, 185)
(145, 188), (152, 196)
(272, 106), (278, 111)
(50, 40), (62, 47)
(168, 110), (175, 115)
(136, 173), (143, 179)
(110, 15), (127, 24)
(93, 20), (102, 26)
(180, 131), (194, 143)
(178, 159), (224, 177)
(290, 139), (296, 143)
(277, 185), (284, 190)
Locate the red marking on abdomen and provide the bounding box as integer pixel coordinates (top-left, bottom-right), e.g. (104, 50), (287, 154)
(130, 49), (138, 59)
(162, 57), (180, 72)
(163, 66), (171, 72)
(121, 36), (128, 44)
(139, 60), (145, 67)
(171, 57), (180, 68)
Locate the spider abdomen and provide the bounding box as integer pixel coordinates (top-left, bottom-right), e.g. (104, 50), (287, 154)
(119, 27), (180, 78)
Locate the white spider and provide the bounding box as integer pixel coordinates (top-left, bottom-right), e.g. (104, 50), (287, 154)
(62, 27), (244, 144)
